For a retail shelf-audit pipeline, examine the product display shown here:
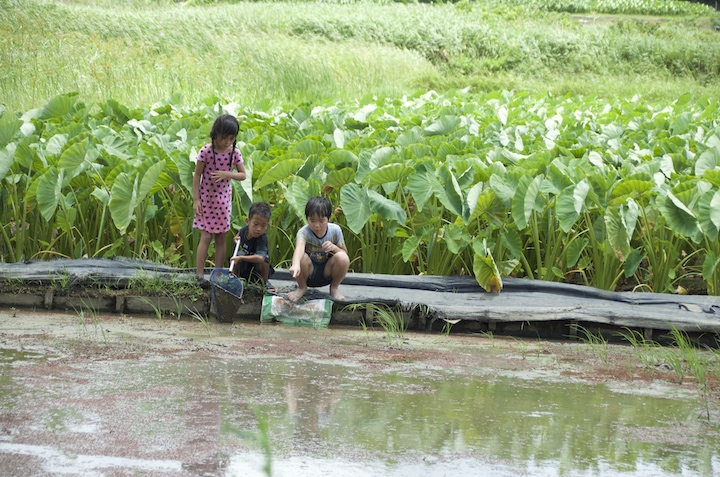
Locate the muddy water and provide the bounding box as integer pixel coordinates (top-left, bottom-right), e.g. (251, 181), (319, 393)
(0, 312), (718, 476)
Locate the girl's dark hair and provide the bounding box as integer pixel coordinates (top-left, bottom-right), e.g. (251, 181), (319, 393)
(209, 114), (239, 165)
(210, 114), (239, 143)
(305, 196), (332, 219)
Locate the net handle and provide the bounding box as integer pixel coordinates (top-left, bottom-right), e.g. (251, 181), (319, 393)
(228, 235), (242, 273)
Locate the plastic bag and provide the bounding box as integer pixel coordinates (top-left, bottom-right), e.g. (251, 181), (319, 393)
(260, 295), (332, 327)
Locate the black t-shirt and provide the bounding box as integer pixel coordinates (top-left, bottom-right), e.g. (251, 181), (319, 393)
(237, 225), (270, 264)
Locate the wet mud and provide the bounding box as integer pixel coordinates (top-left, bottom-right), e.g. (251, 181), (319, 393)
(0, 309), (719, 476)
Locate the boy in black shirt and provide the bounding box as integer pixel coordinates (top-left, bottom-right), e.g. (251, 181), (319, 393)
(230, 202), (275, 292)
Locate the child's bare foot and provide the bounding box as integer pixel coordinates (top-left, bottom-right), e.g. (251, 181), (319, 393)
(329, 287), (345, 301)
(286, 288), (307, 303)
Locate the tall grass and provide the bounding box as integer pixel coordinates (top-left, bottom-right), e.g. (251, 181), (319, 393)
(2, 0), (719, 115)
(0, 0), (437, 114)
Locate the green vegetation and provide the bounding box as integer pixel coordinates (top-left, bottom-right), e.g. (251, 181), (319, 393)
(346, 303), (409, 346)
(2, 0), (720, 293)
(2, 0), (719, 114)
(4, 88), (720, 292)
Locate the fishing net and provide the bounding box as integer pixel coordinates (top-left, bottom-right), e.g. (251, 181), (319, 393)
(209, 268), (244, 323)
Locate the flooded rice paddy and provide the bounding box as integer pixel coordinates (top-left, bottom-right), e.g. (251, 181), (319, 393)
(0, 309), (718, 476)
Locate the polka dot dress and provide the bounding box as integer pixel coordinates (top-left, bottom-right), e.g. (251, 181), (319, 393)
(192, 143), (243, 234)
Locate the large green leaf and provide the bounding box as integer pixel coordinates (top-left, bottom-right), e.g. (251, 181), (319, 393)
(709, 189), (720, 233)
(357, 147), (394, 183)
(291, 139), (325, 157)
(0, 143), (16, 181)
(91, 187), (110, 206)
(557, 179), (589, 233)
(624, 248), (645, 278)
(138, 160), (166, 201)
(473, 250), (503, 293)
(109, 172), (138, 234)
(432, 165), (466, 221)
(656, 191), (701, 242)
(0, 117), (21, 148)
(327, 149), (358, 168)
(56, 207), (77, 234)
(254, 158), (304, 190)
(604, 207), (631, 258)
(367, 189), (406, 224)
(609, 179), (653, 203)
(695, 147), (720, 178)
(406, 171), (434, 212)
(100, 135), (133, 161)
(177, 150), (195, 193)
(340, 183), (372, 234)
(239, 152), (253, 207)
(401, 235), (421, 262)
(367, 163), (411, 186)
(443, 223), (471, 254)
(424, 116), (461, 136)
(37, 168), (64, 222)
(511, 175), (543, 230)
(326, 167), (355, 188)
(57, 140), (88, 172)
(285, 176), (311, 220)
(501, 228), (523, 260)
(566, 237), (588, 268)
(39, 93), (78, 120)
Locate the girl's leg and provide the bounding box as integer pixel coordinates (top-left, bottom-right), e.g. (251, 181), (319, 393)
(215, 232), (228, 270)
(196, 231), (213, 279)
(325, 251), (350, 300)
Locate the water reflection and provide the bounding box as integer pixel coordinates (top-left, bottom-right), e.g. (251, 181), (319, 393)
(203, 357), (717, 476)
(1, 351), (717, 477)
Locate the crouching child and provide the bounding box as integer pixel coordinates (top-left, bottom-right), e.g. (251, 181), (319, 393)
(287, 196), (350, 302)
(230, 202), (275, 292)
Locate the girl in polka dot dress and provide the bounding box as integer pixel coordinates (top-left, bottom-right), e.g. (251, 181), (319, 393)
(193, 114), (247, 279)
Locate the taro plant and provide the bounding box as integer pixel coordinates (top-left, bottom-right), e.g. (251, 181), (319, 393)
(5, 89), (720, 296)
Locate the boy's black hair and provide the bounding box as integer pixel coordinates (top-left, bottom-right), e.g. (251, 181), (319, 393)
(248, 202), (272, 220)
(305, 196), (332, 219)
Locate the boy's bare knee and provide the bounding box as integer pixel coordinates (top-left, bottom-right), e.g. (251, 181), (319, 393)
(331, 251), (350, 269)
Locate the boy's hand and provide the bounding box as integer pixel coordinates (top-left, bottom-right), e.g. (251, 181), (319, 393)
(322, 241), (339, 254)
(289, 264), (301, 278)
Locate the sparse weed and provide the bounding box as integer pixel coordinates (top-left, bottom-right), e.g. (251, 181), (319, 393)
(511, 336), (528, 360)
(53, 271), (72, 291)
(188, 307), (211, 336)
(478, 330), (495, 348)
(344, 303), (407, 348)
(568, 323), (609, 366)
(229, 405), (273, 477)
(138, 297), (164, 322)
(617, 327), (662, 377)
(170, 296), (186, 321)
(73, 300), (107, 343)
(667, 327), (714, 419)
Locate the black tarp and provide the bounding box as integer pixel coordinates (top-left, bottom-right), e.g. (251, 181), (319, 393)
(1, 258), (719, 337)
